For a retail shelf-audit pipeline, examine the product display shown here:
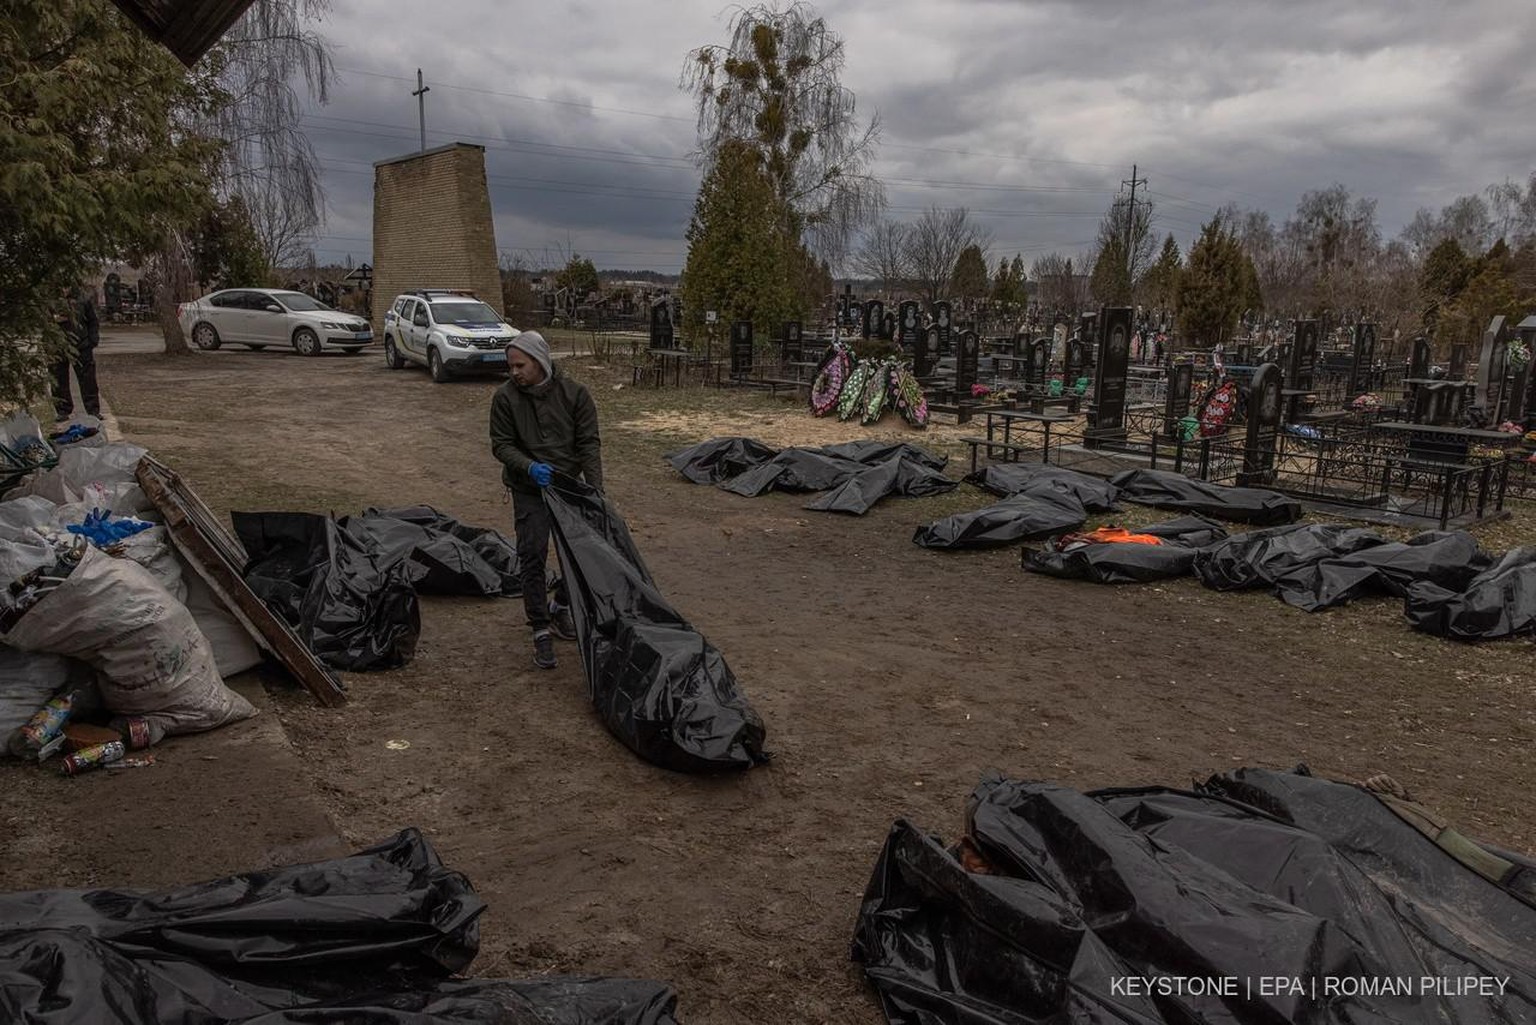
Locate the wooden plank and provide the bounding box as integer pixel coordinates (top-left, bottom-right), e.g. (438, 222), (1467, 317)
(136, 456), (348, 707)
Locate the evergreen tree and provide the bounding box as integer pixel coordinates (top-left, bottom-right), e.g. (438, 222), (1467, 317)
(1176, 216), (1258, 348)
(950, 244), (991, 300)
(680, 141), (800, 344)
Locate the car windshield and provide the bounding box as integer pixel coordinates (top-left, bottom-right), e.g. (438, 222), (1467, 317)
(273, 292), (331, 312)
(432, 301), (501, 326)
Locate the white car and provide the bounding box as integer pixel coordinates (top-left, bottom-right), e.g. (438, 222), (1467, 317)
(381, 290), (520, 382)
(177, 288), (374, 356)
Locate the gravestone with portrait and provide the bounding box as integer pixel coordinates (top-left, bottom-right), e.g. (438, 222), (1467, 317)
(915, 326), (939, 378)
(899, 300), (920, 346)
(955, 329), (980, 397)
(1078, 313), (1098, 365)
(881, 309), (896, 341)
(779, 320), (803, 364)
(1238, 362), (1283, 487)
(1349, 323), (1378, 398)
(649, 296), (676, 349)
(1025, 337), (1051, 388)
(862, 299), (884, 340)
(932, 301), (953, 356)
(1285, 320), (1319, 422)
(1164, 362), (1195, 437)
(730, 320), (754, 377)
(1063, 338), (1086, 386)
(1085, 307), (1131, 445)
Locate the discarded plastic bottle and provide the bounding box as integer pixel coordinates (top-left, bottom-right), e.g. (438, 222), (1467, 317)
(60, 740), (126, 776)
(12, 693), (73, 758)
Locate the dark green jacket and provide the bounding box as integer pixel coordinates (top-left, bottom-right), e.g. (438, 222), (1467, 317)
(489, 365), (603, 494)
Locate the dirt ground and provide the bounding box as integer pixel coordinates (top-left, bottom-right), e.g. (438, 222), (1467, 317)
(4, 333), (1535, 1024)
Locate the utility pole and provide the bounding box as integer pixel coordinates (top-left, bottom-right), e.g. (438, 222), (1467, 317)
(412, 69), (430, 153)
(1121, 163), (1147, 283)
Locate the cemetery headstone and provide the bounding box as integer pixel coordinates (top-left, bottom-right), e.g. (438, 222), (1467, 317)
(1086, 307), (1131, 444)
(1239, 362), (1283, 487)
(1078, 313), (1098, 364)
(1476, 315), (1508, 420)
(915, 326), (938, 378)
(1163, 362), (1194, 437)
(1027, 336), (1051, 387)
(649, 297), (675, 349)
(862, 299), (884, 340)
(1285, 320), (1319, 421)
(1521, 320), (1536, 431)
(881, 309), (896, 341)
(730, 320), (754, 377)
(1349, 322), (1378, 397)
(932, 301), (953, 355)
(1237, 343), (1255, 365)
(955, 329), (980, 397)
(1409, 336), (1433, 379)
(899, 300), (921, 345)
(780, 320), (803, 363)
(1449, 343), (1469, 380)
(1063, 338), (1086, 385)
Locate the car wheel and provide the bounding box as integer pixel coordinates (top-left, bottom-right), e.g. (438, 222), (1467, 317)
(293, 328), (322, 357)
(384, 336), (406, 369)
(191, 322), (222, 350)
(428, 347), (449, 383)
(246, 344), (267, 351)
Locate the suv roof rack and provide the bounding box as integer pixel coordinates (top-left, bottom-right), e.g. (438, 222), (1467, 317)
(409, 288), (479, 300)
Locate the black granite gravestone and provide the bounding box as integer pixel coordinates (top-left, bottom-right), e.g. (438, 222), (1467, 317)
(881, 309), (896, 341)
(862, 299), (884, 340)
(1448, 343), (1469, 380)
(1285, 320), (1319, 421)
(1086, 307), (1131, 444)
(915, 326), (938, 378)
(780, 320), (803, 363)
(933, 301), (953, 355)
(899, 300), (920, 345)
(1239, 362), (1283, 487)
(1027, 337), (1051, 387)
(1409, 336), (1433, 379)
(1164, 362), (1195, 437)
(956, 329), (980, 396)
(1477, 315), (1509, 421)
(1349, 323), (1378, 397)
(1078, 313), (1098, 364)
(730, 320), (754, 376)
(1064, 338), (1086, 386)
(649, 296), (675, 349)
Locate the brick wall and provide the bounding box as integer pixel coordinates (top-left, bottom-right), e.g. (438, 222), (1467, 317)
(371, 143), (503, 327)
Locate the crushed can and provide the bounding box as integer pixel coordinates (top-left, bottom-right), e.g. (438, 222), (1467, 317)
(118, 716), (153, 750)
(60, 740), (126, 776)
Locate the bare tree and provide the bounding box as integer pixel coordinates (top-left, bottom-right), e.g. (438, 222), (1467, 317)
(852, 220), (910, 296)
(154, 0), (333, 352)
(904, 206), (989, 303)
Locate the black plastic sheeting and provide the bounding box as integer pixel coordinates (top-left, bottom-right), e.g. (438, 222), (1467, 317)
(0, 828), (680, 1025)
(667, 436), (957, 515)
(543, 475), (768, 773)
(236, 511), (421, 672)
(913, 467), (1121, 551)
(1024, 515), (1230, 583)
(235, 507), (525, 671)
(1277, 531), (1492, 612)
(967, 462), (1123, 511)
(1406, 547), (1536, 641)
(1109, 467), (1304, 525)
(1193, 523), (1387, 591)
(852, 767), (1536, 1025)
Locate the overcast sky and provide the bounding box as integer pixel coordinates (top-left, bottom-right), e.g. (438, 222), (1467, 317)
(299, 0), (1536, 275)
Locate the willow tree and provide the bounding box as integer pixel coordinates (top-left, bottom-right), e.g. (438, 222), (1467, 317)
(682, 2), (882, 266)
(153, 0), (334, 351)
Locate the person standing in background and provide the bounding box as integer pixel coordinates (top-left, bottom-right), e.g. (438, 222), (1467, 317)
(51, 284), (102, 423)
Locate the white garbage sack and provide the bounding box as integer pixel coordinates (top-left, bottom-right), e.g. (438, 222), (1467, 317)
(178, 552), (263, 677)
(4, 442), (148, 507)
(0, 546), (256, 736)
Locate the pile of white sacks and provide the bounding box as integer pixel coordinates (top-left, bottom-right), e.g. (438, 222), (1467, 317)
(0, 414), (260, 754)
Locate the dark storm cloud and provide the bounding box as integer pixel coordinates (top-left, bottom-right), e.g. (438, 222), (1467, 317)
(298, 0), (1536, 273)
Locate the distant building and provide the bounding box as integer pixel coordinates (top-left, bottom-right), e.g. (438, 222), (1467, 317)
(371, 143), (502, 326)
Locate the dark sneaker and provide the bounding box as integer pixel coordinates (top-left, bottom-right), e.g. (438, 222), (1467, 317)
(549, 603), (577, 641)
(532, 630), (557, 669)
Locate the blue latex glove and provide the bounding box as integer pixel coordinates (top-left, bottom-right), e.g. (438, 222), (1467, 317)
(528, 462), (553, 488)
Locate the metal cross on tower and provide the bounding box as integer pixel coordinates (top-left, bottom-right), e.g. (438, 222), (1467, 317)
(412, 69), (430, 153)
